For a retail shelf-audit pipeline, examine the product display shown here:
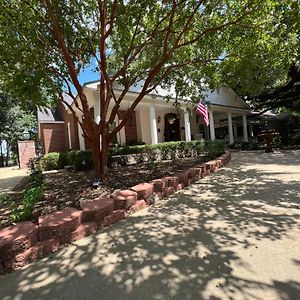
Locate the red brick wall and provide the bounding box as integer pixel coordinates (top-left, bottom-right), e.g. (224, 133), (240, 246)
(40, 123), (68, 154)
(58, 103), (79, 151)
(119, 110), (138, 145)
(18, 140), (36, 169)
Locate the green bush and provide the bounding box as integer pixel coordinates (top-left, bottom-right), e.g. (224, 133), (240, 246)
(69, 150), (94, 171)
(37, 139), (224, 171)
(10, 186), (43, 222)
(205, 140), (225, 158)
(289, 130), (300, 146)
(38, 150), (94, 171)
(40, 152), (64, 171)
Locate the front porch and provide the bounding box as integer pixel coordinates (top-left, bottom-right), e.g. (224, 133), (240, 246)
(76, 84), (252, 150)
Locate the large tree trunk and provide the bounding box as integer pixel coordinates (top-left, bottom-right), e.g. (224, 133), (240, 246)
(89, 126), (110, 181)
(91, 136), (101, 179)
(99, 126), (109, 181)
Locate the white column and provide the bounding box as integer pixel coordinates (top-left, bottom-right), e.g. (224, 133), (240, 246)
(78, 122), (86, 151)
(94, 97), (101, 125)
(184, 111), (191, 142)
(149, 105), (158, 144)
(94, 97), (102, 149)
(249, 124), (254, 137)
(209, 110), (215, 141)
(67, 122), (72, 149)
(242, 115), (248, 142)
(227, 112), (234, 144)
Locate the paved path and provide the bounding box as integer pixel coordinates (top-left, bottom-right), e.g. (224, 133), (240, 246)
(0, 167), (28, 194)
(0, 151), (299, 300)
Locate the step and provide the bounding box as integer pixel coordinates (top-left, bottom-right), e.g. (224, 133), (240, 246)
(103, 210), (126, 227)
(131, 183), (154, 200)
(80, 197), (114, 223)
(38, 207), (82, 241)
(111, 190), (137, 210)
(3, 239), (60, 271)
(59, 222), (97, 245)
(0, 221), (38, 262)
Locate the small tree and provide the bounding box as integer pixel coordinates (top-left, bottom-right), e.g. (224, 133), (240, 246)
(0, 0), (297, 179)
(0, 94), (36, 166)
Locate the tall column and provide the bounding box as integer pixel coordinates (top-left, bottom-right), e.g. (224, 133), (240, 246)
(209, 110), (215, 141)
(78, 122), (86, 150)
(149, 105), (158, 144)
(94, 97), (101, 125)
(227, 112), (234, 144)
(184, 111), (191, 142)
(242, 115), (248, 142)
(67, 122), (72, 149)
(249, 124), (254, 137)
(94, 97), (101, 149)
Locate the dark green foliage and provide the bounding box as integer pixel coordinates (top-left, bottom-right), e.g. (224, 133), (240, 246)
(289, 130), (300, 145)
(37, 140), (224, 171)
(10, 186), (43, 222)
(2, 157), (45, 223)
(39, 152), (68, 171)
(205, 140), (225, 159)
(0, 193), (12, 206)
(70, 150), (94, 171)
(39, 150), (93, 171)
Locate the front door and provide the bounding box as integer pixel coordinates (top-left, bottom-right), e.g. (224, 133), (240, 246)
(164, 113), (181, 142)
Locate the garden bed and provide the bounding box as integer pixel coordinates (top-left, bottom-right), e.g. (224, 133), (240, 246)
(0, 155), (207, 230)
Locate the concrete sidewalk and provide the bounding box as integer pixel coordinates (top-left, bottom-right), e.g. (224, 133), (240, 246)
(0, 167), (28, 194)
(0, 151), (299, 300)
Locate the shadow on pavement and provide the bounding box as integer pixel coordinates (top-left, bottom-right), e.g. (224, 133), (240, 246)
(0, 151), (299, 300)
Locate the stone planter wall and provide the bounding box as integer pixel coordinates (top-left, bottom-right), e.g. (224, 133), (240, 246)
(0, 152), (231, 275)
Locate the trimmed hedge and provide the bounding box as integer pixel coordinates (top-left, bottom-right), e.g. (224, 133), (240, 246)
(39, 150), (93, 171)
(38, 140), (225, 171)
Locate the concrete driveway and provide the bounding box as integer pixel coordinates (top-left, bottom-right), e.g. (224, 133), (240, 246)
(0, 167), (28, 194)
(0, 151), (299, 300)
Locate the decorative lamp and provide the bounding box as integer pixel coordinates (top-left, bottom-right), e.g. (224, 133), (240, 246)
(167, 115), (176, 125)
(22, 129), (30, 140)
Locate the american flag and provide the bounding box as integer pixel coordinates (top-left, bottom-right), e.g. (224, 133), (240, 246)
(196, 100), (209, 126)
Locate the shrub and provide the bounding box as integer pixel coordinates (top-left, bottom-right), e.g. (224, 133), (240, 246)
(27, 157), (42, 174)
(205, 140), (225, 158)
(69, 150), (94, 171)
(37, 139), (224, 171)
(10, 186), (43, 222)
(39, 153), (58, 170)
(289, 130), (300, 146)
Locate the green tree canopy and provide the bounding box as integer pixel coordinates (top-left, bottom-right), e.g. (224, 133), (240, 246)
(0, 94), (36, 166)
(0, 0), (298, 178)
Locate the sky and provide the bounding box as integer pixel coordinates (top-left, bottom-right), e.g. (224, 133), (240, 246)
(70, 58), (99, 93)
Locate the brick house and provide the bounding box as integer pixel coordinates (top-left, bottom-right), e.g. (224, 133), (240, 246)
(38, 94), (79, 154)
(38, 81), (253, 154)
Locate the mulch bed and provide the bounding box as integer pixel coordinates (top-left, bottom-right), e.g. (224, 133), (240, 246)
(0, 156), (206, 230)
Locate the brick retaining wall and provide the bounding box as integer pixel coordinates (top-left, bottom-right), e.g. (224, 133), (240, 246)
(0, 151), (231, 275)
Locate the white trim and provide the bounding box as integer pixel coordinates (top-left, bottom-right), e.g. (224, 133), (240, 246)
(209, 111), (215, 141)
(184, 111), (191, 142)
(78, 123), (86, 151)
(39, 121), (65, 124)
(227, 112), (234, 144)
(242, 115), (248, 142)
(67, 122), (72, 149)
(149, 105), (158, 144)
